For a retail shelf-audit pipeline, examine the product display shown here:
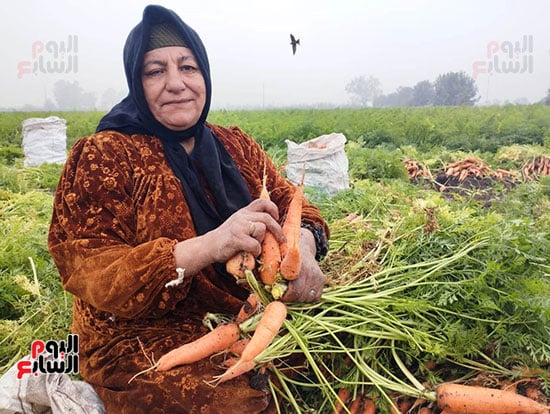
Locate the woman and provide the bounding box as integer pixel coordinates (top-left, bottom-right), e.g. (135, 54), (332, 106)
(48, 4), (329, 413)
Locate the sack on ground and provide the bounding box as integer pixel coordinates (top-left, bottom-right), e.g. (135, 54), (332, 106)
(286, 133), (349, 197)
(22, 116), (67, 167)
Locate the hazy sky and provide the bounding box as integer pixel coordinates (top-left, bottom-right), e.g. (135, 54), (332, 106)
(2, 0), (549, 110)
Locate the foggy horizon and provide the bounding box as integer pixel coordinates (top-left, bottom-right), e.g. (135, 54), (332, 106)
(2, 0), (549, 112)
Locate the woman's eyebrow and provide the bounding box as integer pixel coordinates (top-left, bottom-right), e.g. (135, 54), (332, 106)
(177, 55), (196, 64)
(143, 59), (166, 69)
(143, 55), (195, 68)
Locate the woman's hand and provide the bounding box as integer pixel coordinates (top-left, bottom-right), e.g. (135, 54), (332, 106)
(282, 228), (326, 303)
(173, 199), (284, 276)
(207, 198), (284, 263)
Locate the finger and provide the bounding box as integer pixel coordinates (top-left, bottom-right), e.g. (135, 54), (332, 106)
(261, 216), (284, 243)
(248, 221), (258, 238)
(247, 213), (284, 243)
(247, 199), (280, 221)
(238, 235), (262, 257)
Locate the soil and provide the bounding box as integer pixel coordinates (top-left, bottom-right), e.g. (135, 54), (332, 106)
(412, 173), (519, 208)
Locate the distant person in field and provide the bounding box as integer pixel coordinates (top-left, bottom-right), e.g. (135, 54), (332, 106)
(47, 4), (328, 413)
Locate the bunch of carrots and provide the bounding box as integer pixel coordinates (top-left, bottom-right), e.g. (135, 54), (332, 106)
(130, 169), (304, 386)
(226, 166), (305, 299)
(129, 292), (288, 387)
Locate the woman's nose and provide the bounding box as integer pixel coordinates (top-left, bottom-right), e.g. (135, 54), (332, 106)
(165, 67), (185, 92)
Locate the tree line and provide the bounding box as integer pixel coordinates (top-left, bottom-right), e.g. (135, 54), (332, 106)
(345, 71), (550, 107)
(13, 75), (550, 112)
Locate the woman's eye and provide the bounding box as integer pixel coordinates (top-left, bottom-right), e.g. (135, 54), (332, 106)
(144, 68), (164, 77)
(181, 65), (198, 74)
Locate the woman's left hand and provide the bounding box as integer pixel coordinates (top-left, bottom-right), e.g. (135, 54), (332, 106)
(281, 228), (326, 303)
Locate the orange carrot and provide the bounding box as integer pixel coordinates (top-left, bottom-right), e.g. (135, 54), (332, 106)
(279, 174), (304, 280)
(348, 395), (363, 414)
(280, 179), (303, 257)
(211, 359), (256, 384)
(396, 398), (413, 413)
(226, 250), (255, 279)
(238, 301), (287, 362)
(258, 169), (282, 285)
(259, 231), (281, 285)
(155, 323), (240, 371)
(417, 407), (433, 414)
(222, 356), (240, 368)
(361, 397), (376, 414)
(235, 293), (260, 324)
(332, 387), (351, 414)
(209, 300), (287, 385)
(227, 338), (250, 356)
(279, 245), (302, 281)
(436, 383), (550, 414)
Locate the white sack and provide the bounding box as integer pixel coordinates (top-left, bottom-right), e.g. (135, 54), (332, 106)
(0, 354), (105, 414)
(22, 117), (67, 167)
(286, 133), (349, 197)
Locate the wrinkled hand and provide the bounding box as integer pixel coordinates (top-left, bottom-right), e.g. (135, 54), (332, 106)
(207, 199), (284, 263)
(282, 228), (326, 303)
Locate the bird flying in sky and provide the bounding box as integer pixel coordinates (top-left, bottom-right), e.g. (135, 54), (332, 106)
(290, 34), (300, 55)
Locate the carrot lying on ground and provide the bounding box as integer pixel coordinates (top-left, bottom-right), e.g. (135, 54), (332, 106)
(226, 250), (255, 279)
(208, 300), (288, 386)
(390, 398), (413, 414)
(279, 170), (304, 281)
(258, 167), (282, 285)
(332, 387), (351, 414)
(338, 394), (375, 414)
(436, 382), (550, 414)
(347, 394), (363, 414)
(362, 397), (376, 414)
(155, 323), (240, 372)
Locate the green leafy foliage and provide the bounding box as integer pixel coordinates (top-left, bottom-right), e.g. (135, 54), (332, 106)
(0, 108), (548, 411)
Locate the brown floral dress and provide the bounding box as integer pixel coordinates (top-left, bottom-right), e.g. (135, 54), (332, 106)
(48, 123), (329, 413)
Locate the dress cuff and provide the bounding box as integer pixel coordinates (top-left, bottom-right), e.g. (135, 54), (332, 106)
(301, 222), (329, 261)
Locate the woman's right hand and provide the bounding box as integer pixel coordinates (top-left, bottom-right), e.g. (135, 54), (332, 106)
(207, 198), (285, 263)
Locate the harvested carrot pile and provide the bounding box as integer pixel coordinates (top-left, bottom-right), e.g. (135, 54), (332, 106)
(403, 156), (524, 186)
(403, 158), (433, 180)
(444, 157), (492, 182)
(523, 155), (550, 180)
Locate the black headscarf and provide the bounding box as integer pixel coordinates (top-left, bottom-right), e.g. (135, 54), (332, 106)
(96, 5), (251, 237)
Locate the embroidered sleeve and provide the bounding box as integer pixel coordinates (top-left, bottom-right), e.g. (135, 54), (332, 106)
(48, 133), (191, 319)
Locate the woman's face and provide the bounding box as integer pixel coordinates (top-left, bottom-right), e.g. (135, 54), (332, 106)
(142, 46), (206, 131)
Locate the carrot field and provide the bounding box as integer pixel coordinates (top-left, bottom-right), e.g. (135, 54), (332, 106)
(0, 106), (549, 413)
